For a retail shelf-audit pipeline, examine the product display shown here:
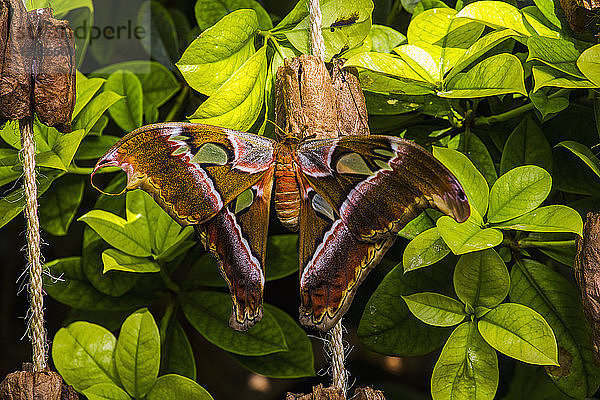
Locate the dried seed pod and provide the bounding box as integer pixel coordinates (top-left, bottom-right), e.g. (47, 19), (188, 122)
(574, 212), (600, 360)
(30, 8), (76, 133)
(328, 59), (369, 136)
(0, 0), (33, 122)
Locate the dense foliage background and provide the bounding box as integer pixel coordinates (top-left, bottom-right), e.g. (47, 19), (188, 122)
(1, 0), (599, 398)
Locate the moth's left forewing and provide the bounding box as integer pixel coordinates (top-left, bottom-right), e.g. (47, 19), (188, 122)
(197, 168), (275, 331)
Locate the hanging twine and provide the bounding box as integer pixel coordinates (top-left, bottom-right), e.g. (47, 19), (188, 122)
(308, 0), (348, 393)
(20, 116), (47, 372)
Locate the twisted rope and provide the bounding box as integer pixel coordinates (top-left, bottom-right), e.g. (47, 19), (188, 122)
(20, 117), (47, 372)
(308, 0), (348, 394)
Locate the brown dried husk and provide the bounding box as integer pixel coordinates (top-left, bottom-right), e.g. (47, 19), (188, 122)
(30, 8), (76, 133)
(575, 212), (600, 360)
(0, 0), (33, 122)
(0, 363), (79, 400)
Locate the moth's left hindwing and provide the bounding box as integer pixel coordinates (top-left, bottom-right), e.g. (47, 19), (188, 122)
(93, 123), (277, 331)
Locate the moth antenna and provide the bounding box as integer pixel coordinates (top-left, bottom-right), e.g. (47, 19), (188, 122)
(266, 118), (289, 137)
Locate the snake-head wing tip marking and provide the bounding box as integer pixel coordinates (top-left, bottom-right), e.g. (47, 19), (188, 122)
(229, 306), (263, 332)
(432, 180), (470, 224)
(298, 307), (340, 332)
(90, 147), (126, 195)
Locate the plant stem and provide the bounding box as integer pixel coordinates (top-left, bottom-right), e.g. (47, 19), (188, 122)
(160, 267), (180, 294)
(67, 166), (120, 175)
(159, 300), (175, 346)
(518, 239), (575, 248)
(165, 85), (190, 122)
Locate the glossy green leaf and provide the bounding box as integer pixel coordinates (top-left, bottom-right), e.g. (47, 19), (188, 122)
(39, 175), (85, 236)
(447, 131), (498, 185)
(92, 61), (180, 122)
(72, 91), (123, 133)
(453, 249), (509, 309)
(526, 232), (577, 267)
(177, 9), (258, 96)
(138, 1), (179, 67)
(233, 304), (315, 378)
(368, 24), (406, 53)
(488, 165), (552, 223)
(161, 319), (196, 380)
(194, 0), (271, 30)
(105, 70), (144, 132)
(532, 65), (595, 92)
(73, 74), (105, 119)
(75, 135), (120, 160)
(146, 374), (213, 400)
(478, 303), (558, 365)
(521, 6), (561, 38)
(527, 36), (584, 79)
(358, 261), (454, 356)
(433, 146), (489, 216)
(265, 234), (299, 280)
(438, 211), (503, 255)
(500, 116), (553, 174)
(493, 205), (583, 235)
(34, 124), (87, 171)
(441, 54), (526, 98)
(83, 383), (131, 400)
(180, 291), (287, 356)
(403, 227), (450, 272)
(403, 292), (466, 327)
(510, 258), (600, 397)
(398, 210), (436, 240)
(52, 321), (119, 391)
(556, 140), (600, 179)
(446, 29), (517, 82)
(455, 1), (530, 36)
(102, 249), (160, 273)
(530, 89), (570, 120)
(115, 308), (160, 398)
(280, 0), (373, 60)
(407, 8), (484, 80)
(577, 44), (600, 86)
(530, 0), (562, 28)
(0, 170), (63, 229)
(78, 209), (153, 257)
(431, 321), (498, 400)
(190, 46), (267, 131)
(44, 257), (143, 311)
(393, 44), (437, 84)
(504, 363), (571, 400)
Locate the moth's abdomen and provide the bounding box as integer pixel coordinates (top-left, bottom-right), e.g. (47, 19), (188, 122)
(274, 155), (301, 231)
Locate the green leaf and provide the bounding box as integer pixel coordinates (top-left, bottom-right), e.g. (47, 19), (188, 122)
(403, 227), (450, 272)
(367, 24), (406, 53)
(83, 383), (131, 400)
(447, 131), (498, 186)
(403, 292), (466, 327)
(530, 0), (562, 29)
(232, 304), (315, 378)
(75, 135), (120, 160)
(431, 321), (498, 400)
(35, 125), (87, 171)
(78, 209), (153, 257)
(393, 44), (437, 84)
(146, 374), (213, 400)
(180, 291), (287, 356)
(500, 116), (553, 174)
(493, 205), (583, 235)
(488, 165), (552, 223)
(73, 74), (106, 119)
(102, 249), (160, 273)
(44, 257), (143, 311)
(521, 6), (562, 38)
(453, 249), (509, 309)
(72, 91), (123, 133)
(438, 210), (503, 255)
(115, 308), (160, 398)
(532, 65), (595, 92)
(189, 46), (267, 131)
(455, 1), (530, 36)
(398, 210), (436, 240)
(161, 319), (196, 380)
(530, 89), (570, 121)
(556, 140), (600, 179)
(577, 44), (600, 87)
(504, 363), (571, 400)
(52, 321), (119, 392)
(194, 0), (271, 31)
(358, 261), (454, 356)
(478, 303), (559, 365)
(446, 29), (518, 82)
(527, 36), (584, 79)
(278, 0), (374, 61)
(138, 1), (180, 67)
(441, 54), (527, 98)
(265, 234), (300, 280)
(0, 170), (63, 229)
(92, 61), (180, 122)
(39, 175), (85, 236)
(433, 146), (489, 217)
(105, 70), (144, 132)
(177, 9), (258, 96)
(407, 8), (484, 81)
(510, 259), (600, 397)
